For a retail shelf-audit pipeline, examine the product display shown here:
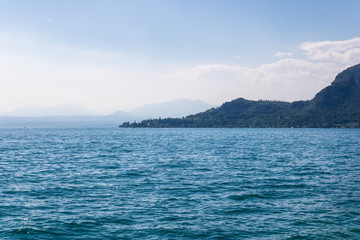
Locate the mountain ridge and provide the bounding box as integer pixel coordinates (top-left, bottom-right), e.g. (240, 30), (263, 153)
(120, 64), (360, 128)
(129, 99), (215, 119)
(0, 99), (214, 127)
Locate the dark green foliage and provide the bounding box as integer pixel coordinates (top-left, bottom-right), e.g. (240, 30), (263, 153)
(119, 64), (360, 128)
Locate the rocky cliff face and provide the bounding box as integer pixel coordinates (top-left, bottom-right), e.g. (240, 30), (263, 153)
(331, 64), (360, 87)
(311, 64), (360, 112)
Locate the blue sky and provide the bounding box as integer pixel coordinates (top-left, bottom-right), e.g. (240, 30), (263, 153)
(1, 0), (360, 114)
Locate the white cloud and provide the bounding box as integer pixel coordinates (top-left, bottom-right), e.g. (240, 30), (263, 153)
(274, 52), (293, 58)
(0, 34), (359, 113)
(166, 58), (341, 104)
(300, 37), (360, 64)
(163, 38), (360, 104)
(46, 16), (53, 24)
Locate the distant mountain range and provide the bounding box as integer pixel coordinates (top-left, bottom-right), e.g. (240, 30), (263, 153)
(128, 98), (214, 119)
(0, 99), (213, 127)
(120, 64), (360, 128)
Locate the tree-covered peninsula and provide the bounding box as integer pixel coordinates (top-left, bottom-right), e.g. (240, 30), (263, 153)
(120, 64), (360, 128)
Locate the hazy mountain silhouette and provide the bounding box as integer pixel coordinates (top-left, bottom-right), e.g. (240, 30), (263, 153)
(0, 105), (138, 127)
(0, 99), (213, 127)
(129, 99), (215, 119)
(120, 64), (360, 128)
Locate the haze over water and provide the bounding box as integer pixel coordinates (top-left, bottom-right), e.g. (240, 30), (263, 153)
(1, 128), (359, 239)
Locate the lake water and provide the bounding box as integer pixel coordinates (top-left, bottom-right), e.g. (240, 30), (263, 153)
(0, 128), (359, 239)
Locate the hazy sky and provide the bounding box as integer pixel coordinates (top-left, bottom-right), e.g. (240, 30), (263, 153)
(1, 0), (360, 114)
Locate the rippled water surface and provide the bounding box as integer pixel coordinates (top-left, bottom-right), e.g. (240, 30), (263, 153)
(0, 128), (360, 239)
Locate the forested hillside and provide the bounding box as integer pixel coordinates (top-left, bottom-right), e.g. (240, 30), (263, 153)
(120, 64), (360, 128)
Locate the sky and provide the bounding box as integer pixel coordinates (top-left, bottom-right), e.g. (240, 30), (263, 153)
(1, 0), (360, 115)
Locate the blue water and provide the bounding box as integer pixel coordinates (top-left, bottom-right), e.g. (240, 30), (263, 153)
(0, 128), (359, 239)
